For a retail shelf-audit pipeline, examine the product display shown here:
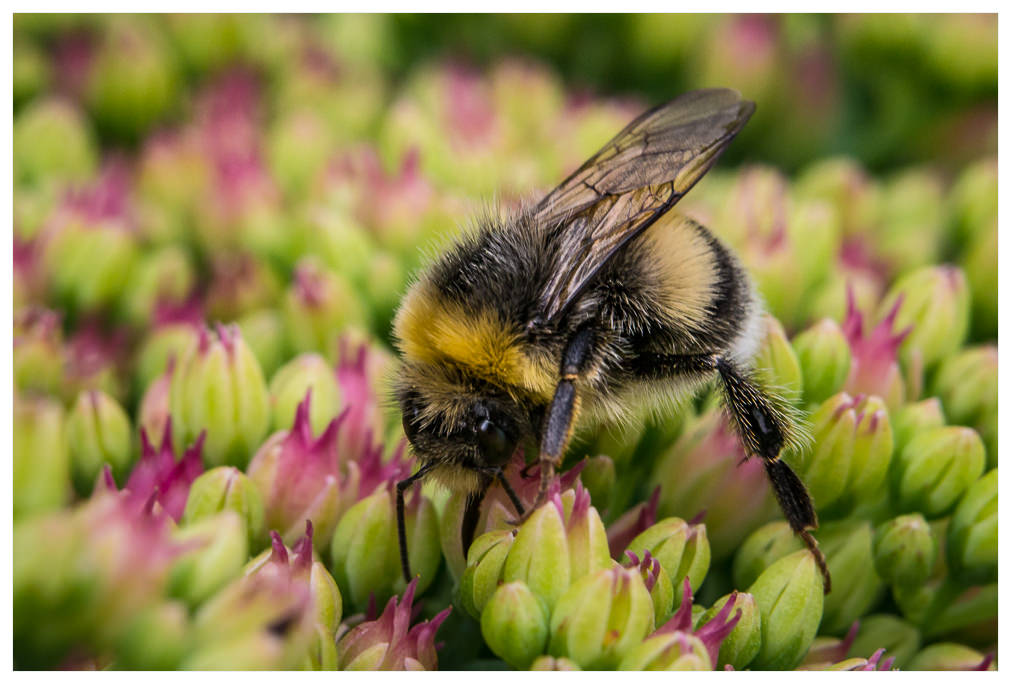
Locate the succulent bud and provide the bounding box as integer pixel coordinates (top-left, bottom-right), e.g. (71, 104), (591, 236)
(337, 578), (450, 670)
(932, 346), (997, 466)
(906, 643), (994, 671)
(282, 257), (365, 356)
(650, 410), (777, 560)
(14, 96), (97, 185)
(892, 398), (946, 454)
(791, 318), (852, 404)
(459, 529), (516, 619)
(330, 485), (439, 612)
(121, 246), (196, 326)
(617, 630), (712, 671)
(14, 308), (65, 397)
(946, 469), (996, 584)
(182, 466), (266, 548)
(841, 290), (909, 409)
(625, 551), (675, 626)
(138, 357), (174, 445)
(502, 496), (571, 613)
(818, 520), (885, 635)
(168, 511), (248, 606)
(878, 265), (970, 370)
(847, 614), (921, 669)
(961, 222), (997, 340)
(711, 593), (763, 670)
(269, 354), (342, 435)
(135, 323), (199, 395)
(783, 392), (892, 516)
(123, 425), (205, 522)
(14, 394), (70, 518)
(529, 656), (581, 670)
(873, 514), (936, 587)
(114, 601), (190, 670)
(169, 323), (270, 467)
(627, 517), (711, 602)
(548, 564), (655, 669)
(752, 315), (803, 403)
(236, 309), (288, 379)
(748, 550), (825, 670)
(203, 252), (283, 323)
(875, 169), (946, 274)
(66, 389), (132, 495)
(732, 521), (803, 589)
(890, 426), (985, 518)
(481, 581), (550, 669)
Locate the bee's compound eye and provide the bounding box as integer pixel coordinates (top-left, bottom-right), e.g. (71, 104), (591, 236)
(476, 418), (513, 467)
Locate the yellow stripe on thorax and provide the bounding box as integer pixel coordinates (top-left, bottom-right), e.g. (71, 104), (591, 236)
(394, 284), (555, 400)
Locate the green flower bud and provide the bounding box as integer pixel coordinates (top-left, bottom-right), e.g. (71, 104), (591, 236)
(626, 552), (675, 627)
(170, 324), (270, 467)
(14, 394), (70, 518)
(283, 257), (365, 356)
(135, 323), (199, 395)
(237, 309), (288, 379)
(13, 308), (64, 397)
(961, 222), (997, 340)
(269, 354), (341, 435)
(792, 318), (853, 404)
(784, 392), (892, 515)
(947, 469), (996, 584)
(84, 17), (179, 142)
(267, 109), (339, 198)
(481, 581), (550, 669)
(700, 592), (762, 670)
(891, 426), (985, 517)
(906, 643), (994, 671)
(66, 390), (132, 495)
(876, 170), (946, 274)
(847, 614), (921, 669)
(114, 601), (190, 670)
(43, 216), (140, 313)
(748, 550), (825, 670)
(618, 631), (712, 671)
(459, 530), (516, 619)
(753, 315), (803, 403)
(121, 246), (197, 326)
(819, 521), (885, 634)
(13, 39), (49, 109)
(733, 521), (803, 589)
(14, 97), (96, 185)
(892, 398), (946, 454)
(948, 158), (996, 246)
(627, 517), (710, 603)
(204, 253), (284, 323)
(932, 346), (997, 466)
(873, 514), (936, 587)
(529, 656), (581, 670)
(182, 466), (266, 548)
(503, 498), (571, 612)
(330, 487), (439, 611)
(878, 265), (970, 369)
(168, 511), (248, 606)
(549, 565), (655, 669)
(792, 157), (881, 238)
(138, 359), (173, 445)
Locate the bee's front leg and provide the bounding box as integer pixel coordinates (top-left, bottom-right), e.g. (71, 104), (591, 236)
(509, 328), (596, 525)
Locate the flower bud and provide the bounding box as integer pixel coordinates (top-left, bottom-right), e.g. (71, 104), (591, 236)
(906, 643), (994, 671)
(123, 425), (205, 522)
(792, 318), (852, 404)
(747, 550), (825, 670)
(121, 246), (197, 327)
(481, 581), (550, 669)
(873, 514), (936, 587)
(548, 564), (655, 669)
(878, 265), (970, 369)
(66, 390), (132, 495)
(818, 521), (884, 634)
(847, 614), (921, 669)
(14, 308), (65, 397)
(337, 578), (450, 670)
(784, 392), (892, 515)
(182, 466), (266, 548)
(529, 656), (581, 670)
(732, 521), (802, 589)
(626, 517), (711, 607)
(330, 485), (439, 612)
(114, 601), (190, 670)
(269, 354), (341, 435)
(841, 291), (908, 409)
(502, 497), (571, 612)
(875, 170), (946, 274)
(135, 323), (199, 394)
(891, 426), (985, 518)
(204, 252), (283, 323)
(618, 631), (712, 670)
(700, 592), (762, 670)
(14, 96), (97, 185)
(14, 394), (70, 518)
(459, 529), (516, 619)
(961, 222), (997, 340)
(948, 157), (996, 246)
(237, 309), (288, 379)
(138, 357), (174, 444)
(752, 315), (803, 403)
(892, 398), (946, 454)
(946, 469), (996, 585)
(626, 551), (675, 626)
(932, 346), (997, 466)
(168, 511), (248, 606)
(793, 157), (881, 238)
(169, 323), (270, 467)
(282, 257), (365, 356)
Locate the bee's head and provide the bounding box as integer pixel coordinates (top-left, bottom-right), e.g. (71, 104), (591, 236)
(396, 364), (535, 481)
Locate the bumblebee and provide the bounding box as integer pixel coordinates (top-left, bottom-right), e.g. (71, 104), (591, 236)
(393, 88), (830, 592)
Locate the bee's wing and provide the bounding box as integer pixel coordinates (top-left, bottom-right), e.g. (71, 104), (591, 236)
(533, 88), (755, 322)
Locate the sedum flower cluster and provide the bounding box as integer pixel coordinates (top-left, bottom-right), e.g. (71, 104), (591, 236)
(14, 14), (995, 671)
